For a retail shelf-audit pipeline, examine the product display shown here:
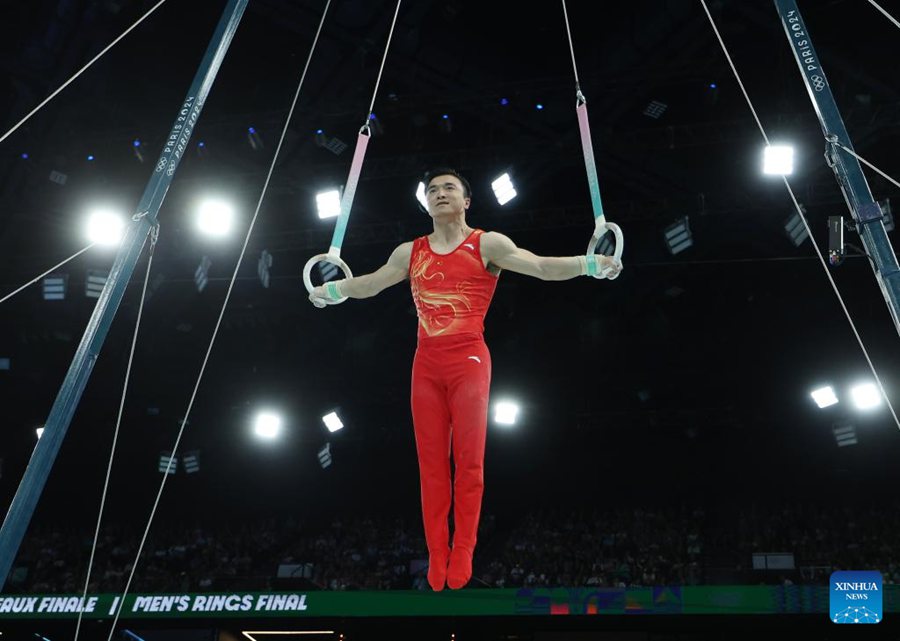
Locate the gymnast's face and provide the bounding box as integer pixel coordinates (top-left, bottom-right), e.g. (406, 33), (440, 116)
(426, 175), (470, 217)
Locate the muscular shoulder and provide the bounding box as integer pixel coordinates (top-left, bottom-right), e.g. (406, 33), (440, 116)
(387, 241), (415, 269)
(480, 231), (515, 261)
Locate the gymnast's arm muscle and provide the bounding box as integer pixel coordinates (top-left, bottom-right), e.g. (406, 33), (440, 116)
(338, 242), (412, 298)
(481, 231), (584, 281)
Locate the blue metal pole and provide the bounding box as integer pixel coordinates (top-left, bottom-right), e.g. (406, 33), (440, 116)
(0, 0), (249, 588)
(774, 0), (900, 335)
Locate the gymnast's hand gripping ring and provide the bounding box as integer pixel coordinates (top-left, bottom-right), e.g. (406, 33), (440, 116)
(586, 219), (624, 280)
(302, 251), (354, 305)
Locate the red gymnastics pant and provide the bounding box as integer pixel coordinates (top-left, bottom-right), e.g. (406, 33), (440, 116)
(410, 332), (491, 557)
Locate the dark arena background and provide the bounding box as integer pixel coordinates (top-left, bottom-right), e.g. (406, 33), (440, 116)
(1, 0), (900, 639)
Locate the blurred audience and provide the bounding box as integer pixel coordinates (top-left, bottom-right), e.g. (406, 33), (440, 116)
(8, 499), (896, 592)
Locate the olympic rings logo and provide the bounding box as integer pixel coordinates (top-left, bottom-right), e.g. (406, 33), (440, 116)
(811, 75), (825, 92)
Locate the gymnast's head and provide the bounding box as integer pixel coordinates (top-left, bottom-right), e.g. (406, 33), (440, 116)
(421, 167), (472, 216)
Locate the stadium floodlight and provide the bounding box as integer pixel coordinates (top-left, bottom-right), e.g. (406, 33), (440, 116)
(664, 217), (692, 255)
(196, 199), (235, 237)
(493, 401), (519, 426)
(254, 411), (282, 439)
(316, 189), (342, 219)
(247, 126), (263, 150)
(43, 275), (66, 301)
(763, 144), (794, 176)
(596, 231), (614, 258)
(322, 411), (344, 433)
(85, 270), (108, 299)
(36, 427), (44, 439)
(810, 385), (838, 409)
(832, 421), (858, 447)
(643, 100), (667, 119)
(491, 173), (517, 206)
(158, 451), (177, 474)
(194, 256), (212, 293)
(324, 137), (348, 155)
(416, 182), (429, 211)
(317, 443), (332, 469)
(784, 207), (809, 247)
(318, 260), (338, 282)
(850, 382), (881, 410)
(183, 451), (200, 474)
(86, 209), (125, 246)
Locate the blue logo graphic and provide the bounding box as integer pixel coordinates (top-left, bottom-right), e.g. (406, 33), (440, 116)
(830, 570), (882, 624)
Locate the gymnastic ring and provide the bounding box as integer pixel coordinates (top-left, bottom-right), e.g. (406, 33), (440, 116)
(302, 252), (354, 305)
(586, 221), (624, 280)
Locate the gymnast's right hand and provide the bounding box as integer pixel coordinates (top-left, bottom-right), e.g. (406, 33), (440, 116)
(310, 279), (346, 308)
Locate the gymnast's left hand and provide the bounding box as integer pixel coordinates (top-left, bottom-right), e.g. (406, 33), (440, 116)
(597, 255), (622, 279)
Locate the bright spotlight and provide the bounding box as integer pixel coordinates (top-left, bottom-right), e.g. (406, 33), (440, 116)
(415, 182), (429, 210)
(86, 209), (125, 246)
(36, 427), (44, 439)
(491, 173), (517, 206)
(196, 199), (235, 237)
(493, 401), (519, 426)
(254, 412), (282, 439)
(850, 382), (881, 410)
(810, 385), (838, 409)
(322, 411), (344, 433)
(763, 145), (794, 176)
(316, 189), (342, 219)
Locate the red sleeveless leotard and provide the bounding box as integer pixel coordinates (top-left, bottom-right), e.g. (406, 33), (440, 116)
(409, 229), (499, 339)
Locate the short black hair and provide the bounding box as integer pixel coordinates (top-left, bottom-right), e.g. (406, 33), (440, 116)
(422, 167), (472, 199)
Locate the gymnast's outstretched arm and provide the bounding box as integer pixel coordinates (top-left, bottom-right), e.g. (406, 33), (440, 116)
(480, 231), (621, 281)
(309, 242), (412, 307)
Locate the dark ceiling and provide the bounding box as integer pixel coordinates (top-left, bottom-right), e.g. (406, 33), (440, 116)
(1, 0), (900, 525)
